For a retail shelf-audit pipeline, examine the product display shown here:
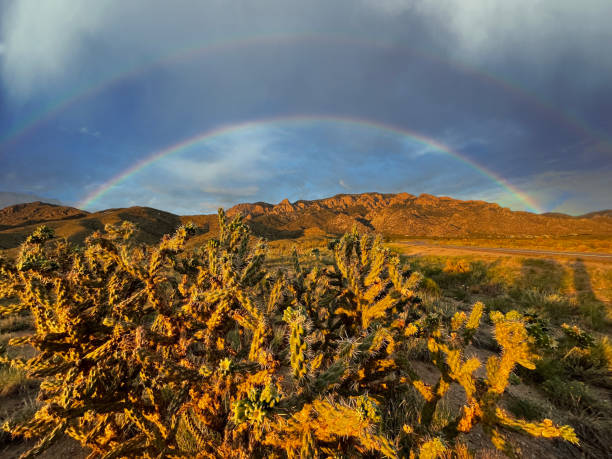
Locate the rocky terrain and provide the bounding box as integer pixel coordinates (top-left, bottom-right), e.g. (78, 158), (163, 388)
(226, 192), (612, 238)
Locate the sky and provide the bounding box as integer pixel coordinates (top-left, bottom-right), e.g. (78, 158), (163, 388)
(0, 0), (610, 215)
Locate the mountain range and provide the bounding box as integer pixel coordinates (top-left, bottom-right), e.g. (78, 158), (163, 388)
(0, 193), (610, 250)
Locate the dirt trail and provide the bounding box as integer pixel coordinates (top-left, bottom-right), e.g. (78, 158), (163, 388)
(393, 241), (612, 262)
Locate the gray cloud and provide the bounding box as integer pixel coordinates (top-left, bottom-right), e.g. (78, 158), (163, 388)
(3, 1), (611, 99)
(1, 0), (113, 97)
(0, 1), (609, 215)
(363, 1), (612, 59)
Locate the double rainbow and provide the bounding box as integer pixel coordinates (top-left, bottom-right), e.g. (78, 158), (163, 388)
(77, 115), (542, 213)
(2, 34), (578, 214)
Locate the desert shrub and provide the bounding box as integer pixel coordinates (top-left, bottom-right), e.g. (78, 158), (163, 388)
(420, 277), (442, 298)
(561, 323), (595, 349)
(521, 321), (611, 394)
(523, 356), (566, 385)
(466, 261), (488, 286)
(523, 313), (556, 351)
(518, 259), (569, 292)
(591, 337), (612, 374)
(541, 378), (596, 412)
(443, 259), (471, 275)
(469, 282), (502, 296)
(561, 413), (612, 459)
(506, 396), (547, 422)
(409, 257), (443, 278)
(483, 295), (515, 314)
(0, 365), (30, 397)
(557, 326), (612, 388)
(508, 288), (576, 322)
(449, 287), (471, 302)
(578, 299), (607, 331)
(0, 214), (578, 458)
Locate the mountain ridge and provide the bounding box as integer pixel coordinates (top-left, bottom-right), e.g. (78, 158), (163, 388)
(225, 192), (612, 238)
(0, 192), (610, 250)
(228, 192), (514, 217)
(580, 209), (612, 219)
(0, 191), (61, 209)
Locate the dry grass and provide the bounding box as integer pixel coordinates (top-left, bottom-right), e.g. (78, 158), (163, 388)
(409, 235), (612, 253)
(0, 367), (30, 398)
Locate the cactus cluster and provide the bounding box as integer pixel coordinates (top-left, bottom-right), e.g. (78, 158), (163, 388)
(0, 211), (578, 458)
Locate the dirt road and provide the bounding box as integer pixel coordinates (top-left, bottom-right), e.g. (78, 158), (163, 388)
(393, 240), (612, 261)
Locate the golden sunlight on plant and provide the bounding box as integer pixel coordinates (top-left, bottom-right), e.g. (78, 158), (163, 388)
(0, 212), (577, 457)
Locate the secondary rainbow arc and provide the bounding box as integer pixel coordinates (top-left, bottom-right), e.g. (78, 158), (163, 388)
(1, 33), (609, 155)
(77, 116), (542, 213)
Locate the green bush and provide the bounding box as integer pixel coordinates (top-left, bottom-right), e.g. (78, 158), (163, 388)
(506, 396), (547, 422)
(542, 378), (597, 412)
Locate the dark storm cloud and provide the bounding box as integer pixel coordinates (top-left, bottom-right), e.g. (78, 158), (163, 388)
(0, 1), (610, 214)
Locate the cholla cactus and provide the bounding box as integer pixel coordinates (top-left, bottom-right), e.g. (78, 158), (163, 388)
(283, 306), (309, 380)
(0, 213), (577, 458)
(232, 384), (281, 425)
(413, 307), (578, 456)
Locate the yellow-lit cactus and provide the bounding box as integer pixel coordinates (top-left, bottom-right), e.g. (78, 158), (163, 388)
(0, 213), (578, 458)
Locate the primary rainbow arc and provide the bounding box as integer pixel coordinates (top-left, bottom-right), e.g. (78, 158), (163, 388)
(77, 115), (542, 213)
